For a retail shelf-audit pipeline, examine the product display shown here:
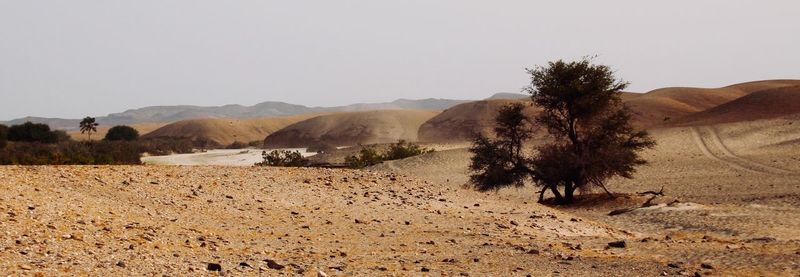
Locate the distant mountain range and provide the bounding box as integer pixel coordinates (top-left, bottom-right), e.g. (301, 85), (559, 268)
(1, 98), (471, 130)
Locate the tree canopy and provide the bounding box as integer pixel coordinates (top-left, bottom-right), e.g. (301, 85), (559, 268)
(7, 122), (60, 144)
(79, 117), (99, 140)
(105, 125), (140, 141)
(469, 58), (655, 204)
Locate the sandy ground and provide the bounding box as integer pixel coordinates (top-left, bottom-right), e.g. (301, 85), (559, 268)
(142, 149), (316, 166)
(370, 117), (800, 276)
(2, 117), (800, 276)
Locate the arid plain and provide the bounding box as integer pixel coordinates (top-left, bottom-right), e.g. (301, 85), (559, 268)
(3, 81), (800, 276)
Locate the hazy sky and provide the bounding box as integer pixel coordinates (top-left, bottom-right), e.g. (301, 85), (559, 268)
(1, 1), (799, 120)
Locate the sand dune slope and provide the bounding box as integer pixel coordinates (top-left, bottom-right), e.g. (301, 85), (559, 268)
(143, 114), (319, 146)
(625, 80), (800, 128)
(668, 85), (800, 127)
(263, 110), (438, 148)
(418, 99), (539, 143)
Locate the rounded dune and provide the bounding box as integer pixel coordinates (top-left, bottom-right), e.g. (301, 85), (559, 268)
(263, 110), (438, 148)
(418, 99), (539, 143)
(624, 80), (800, 128)
(143, 114), (319, 146)
(668, 85), (800, 126)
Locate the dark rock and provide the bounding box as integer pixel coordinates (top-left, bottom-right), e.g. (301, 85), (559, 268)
(607, 240), (626, 248)
(116, 261), (126, 268)
(421, 267), (430, 272)
(207, 263), (222, 271)
(264, 259), (285, 270)
(700, 263), (714, 269)
(239, 262), (252, 268)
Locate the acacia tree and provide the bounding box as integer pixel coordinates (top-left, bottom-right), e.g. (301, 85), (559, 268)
(469, 59), (655, 204)
(79, 117), (99, 140)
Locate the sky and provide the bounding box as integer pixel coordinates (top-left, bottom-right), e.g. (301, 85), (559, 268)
(1, 1), (799, 120)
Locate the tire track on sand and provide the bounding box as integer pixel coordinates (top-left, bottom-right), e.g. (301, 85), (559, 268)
(691, 126), (796, 175)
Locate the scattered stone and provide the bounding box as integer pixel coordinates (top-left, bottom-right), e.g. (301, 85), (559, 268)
(239, 262), (252, 268)
(116, 261), (126, 268)
(747, 237), (776, 243)
(317, 270), (328, 277)
(421, 267), (430, 272)
(264, 259), (285, 270)
(607, 240), (626, 248)
(700, 263), (714, 270)
(207, 263), (222, 271)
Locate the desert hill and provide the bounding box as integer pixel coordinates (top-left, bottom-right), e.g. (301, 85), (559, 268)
(667, 85), (800, 127)
(263, 110), (438, 148)
(625, 80), (800, 128)
(2, 98), (467, 131)
(418, 99), (539, 143)
(485, 92), (529, 100)
(417, 80), (800, 143)
(142, 114), (320, 146)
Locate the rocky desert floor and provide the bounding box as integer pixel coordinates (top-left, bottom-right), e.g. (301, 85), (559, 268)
(2, 119), (800, 276)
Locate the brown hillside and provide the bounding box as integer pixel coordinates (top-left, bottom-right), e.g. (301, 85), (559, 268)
(143, 114), (319, 146)
(263, 110), (438, 148)
(624, 80), (800, 128)
(418, 80), (800, 143)
(667, 85), (800, 126)
(418, 99), (539, 143)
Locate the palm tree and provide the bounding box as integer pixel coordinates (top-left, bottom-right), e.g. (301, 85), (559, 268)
(79, 117), (99, 140)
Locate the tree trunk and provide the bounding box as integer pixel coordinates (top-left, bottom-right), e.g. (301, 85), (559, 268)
(563, 183), (576, 204)
(549, 185), (563, 203)
(537, 187), (547, 203)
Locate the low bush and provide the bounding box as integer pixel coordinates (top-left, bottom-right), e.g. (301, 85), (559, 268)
(0, 124), (8, 149)
(105, 125), (139, 141)
(0, 140), (142, 165)
(7, 122), (62, 144)
(383, 140), (434, 160)
(255, 150), (308, 167)
(345, 140), (433, 168)
(137, 137), (195, 156)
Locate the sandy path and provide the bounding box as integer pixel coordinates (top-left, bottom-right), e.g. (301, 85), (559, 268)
(691, 127), (796, 175)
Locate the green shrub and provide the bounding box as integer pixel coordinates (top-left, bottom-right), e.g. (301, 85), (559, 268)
(0, 140), (142, 165)
(255, 150), (308, 167)
(0, 124), (7, 149)
(105, 125), (140, 141)
(7, 122), (60, 143)
(345, 141), (432, 168)
(383, 140), (433, 160)
(345, 147), (382, 168)
(137, 137), (195, 156)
